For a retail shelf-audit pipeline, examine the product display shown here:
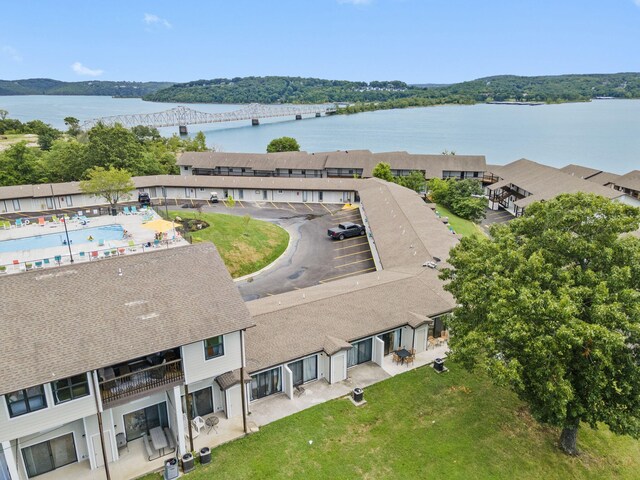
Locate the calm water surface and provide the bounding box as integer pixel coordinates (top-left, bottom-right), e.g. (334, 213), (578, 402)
(1, 96), (638, 173)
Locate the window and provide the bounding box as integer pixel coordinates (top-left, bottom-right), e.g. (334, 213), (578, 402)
(6, 386), (47, 417)
(22, 433), (77, 478)
(123, 402), (168, 441)
(65, 195), (73, 206)
(46, 197), (54, 209)
(277, 190), (283, 194)
(347, 338), (373, 368)
(251, 367), (282, 400)
(288, 356), (317, 387)
(12, 199), (20, 211)
(51, 374), (89, 405)
(204, 335), (224, 359)
(183, 166), (189, 171)
(183, 387), (214, 418)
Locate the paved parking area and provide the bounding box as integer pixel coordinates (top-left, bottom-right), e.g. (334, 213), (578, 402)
(173, 201), (377, 300)
(480, 207), (514, 233)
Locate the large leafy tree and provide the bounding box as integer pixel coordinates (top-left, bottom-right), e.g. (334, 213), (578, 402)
(266, 136), (300, 153)
(427, 178), (486, 222)
(79, 166), (135, 209)
(441, 193), (640, 455)
(85, 123), (143, 173)
(372, 162), (393, 182)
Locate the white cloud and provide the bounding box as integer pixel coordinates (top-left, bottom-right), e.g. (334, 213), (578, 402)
(338, 0), (372, 4)
(71, 62), (104, 77)
(1, 45), (22, 62)
(144, 13), (172, 29)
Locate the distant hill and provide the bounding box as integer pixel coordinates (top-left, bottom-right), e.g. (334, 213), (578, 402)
(142, 73), (640, 106)
(0, 79), (173, 97)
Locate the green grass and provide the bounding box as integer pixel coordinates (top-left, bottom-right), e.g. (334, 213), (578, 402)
(435, 203), (485, 237)
(139, 363), (640, 480)
(0, 133), (38, 151)
(169, 210), (289, 278)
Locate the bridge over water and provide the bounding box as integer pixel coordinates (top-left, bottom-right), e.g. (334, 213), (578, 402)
(82, 103), (337, 133)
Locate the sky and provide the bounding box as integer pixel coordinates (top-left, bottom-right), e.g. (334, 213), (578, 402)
(1, 0), (640, 84)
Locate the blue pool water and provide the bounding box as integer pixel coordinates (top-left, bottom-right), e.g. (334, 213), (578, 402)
(0, 224), (125, 253)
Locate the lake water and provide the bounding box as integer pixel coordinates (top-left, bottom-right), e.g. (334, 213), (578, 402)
(1, 95), (638, 174)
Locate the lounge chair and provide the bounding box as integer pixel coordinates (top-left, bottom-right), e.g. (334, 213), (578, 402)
(51, 215), (60, 223)
(79, 251), (86, 260)
(1, 220), (10, 230)
(130, 206), (138, 214)
(34, 260), (43, 269)
(54, 255), (62, 265)
(15, 218), (23, 228)
(122, 206), (131, 215)
(43, 258), (50, 267)
(127, 240), (137, 252)
(91, 251), (98, 260)
(98, 239), (105, 247)
(38, 217), (45, 226)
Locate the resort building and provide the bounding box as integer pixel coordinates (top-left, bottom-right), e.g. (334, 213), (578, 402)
(0, 244), (254, 480)
(559, 164), (621, 187)
(612, 170), (640, 201)
(177, 150), (486, 180)
(486, 159), (638, 216)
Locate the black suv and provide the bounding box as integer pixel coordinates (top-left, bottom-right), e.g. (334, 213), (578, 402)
(138, 192), (151, 206)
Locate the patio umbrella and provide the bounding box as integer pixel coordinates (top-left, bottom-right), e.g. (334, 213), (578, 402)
(141, 219), (176, 233)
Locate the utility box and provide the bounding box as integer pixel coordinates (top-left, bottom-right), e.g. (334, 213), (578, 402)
(353, 387), (364, 402)
(434, 358), (445, 372)
(164, 458), (178, 480)
(200, 447), (211, 465)
(182, 452), (195, 473)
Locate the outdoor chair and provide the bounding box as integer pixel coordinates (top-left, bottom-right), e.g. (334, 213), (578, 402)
(428, 336), (438, 349)
(15, 218), (23, 227)
(54, 255), (62, 265)
(128, 240), (137, 252)
(38, 217), (45, 226)
(392, 353), (401, 364)
(405, 355), (415, 367)
(122, 206), (131, 215)
(34, 261), (43, 269)
(440, 331), (449, 344)
(192, 416), (205, 435)
(43, 258), (50, 266)
(130, 206), (138, 214)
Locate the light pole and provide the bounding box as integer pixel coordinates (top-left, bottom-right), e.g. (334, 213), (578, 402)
(51, 184), (73, 263)
(162, 186), (169, 219)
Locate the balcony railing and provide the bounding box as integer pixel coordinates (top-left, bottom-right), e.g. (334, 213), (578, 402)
(99, 359), (183, 406)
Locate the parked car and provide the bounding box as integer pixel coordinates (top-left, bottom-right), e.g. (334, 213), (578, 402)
(138, 192), (151, 206)
(327, 222), (366, 240)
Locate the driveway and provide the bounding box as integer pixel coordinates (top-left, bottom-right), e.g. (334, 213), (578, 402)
(175, 202), (376, 300)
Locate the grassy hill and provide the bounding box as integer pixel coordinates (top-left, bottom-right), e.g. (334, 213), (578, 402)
(0, 78), (173, 97)
(140, 361), (640, 480)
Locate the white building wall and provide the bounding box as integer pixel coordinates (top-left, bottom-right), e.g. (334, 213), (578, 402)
(15, 419), (88, 480)
(283, 366), (293, 399)
(181, 331), (242, 385)
(224, 384), (242, 419)
(330, 351), (347, 384)
(401, 326), (414, 350)
(0, 378), (97, 443)
(318, 353), (329, 382)
(414, 325), (428, 353)
(372, 337), (384, 366)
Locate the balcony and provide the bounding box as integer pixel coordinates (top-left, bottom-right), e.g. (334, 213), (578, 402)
(99, 352), (183, 407)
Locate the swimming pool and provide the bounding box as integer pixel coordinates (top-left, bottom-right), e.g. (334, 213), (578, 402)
(0, 225), (125, 253)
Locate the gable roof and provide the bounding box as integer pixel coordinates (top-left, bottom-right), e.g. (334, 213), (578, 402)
(615, 170), (640, 192)
(0, 243), (255, 395)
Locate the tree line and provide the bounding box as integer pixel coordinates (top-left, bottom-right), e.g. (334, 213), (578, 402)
(0, 79), (173, 97)
(0, 115), (208, 187)
(142, 73), (640, 107)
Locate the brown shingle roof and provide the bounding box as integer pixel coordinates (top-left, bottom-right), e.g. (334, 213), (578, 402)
(245, 268), (454, 373)
(215, 369), (250, 391)
(0, 243), (255, 395)
(560, 164), (620, 186)
(614, 170), (640, 192)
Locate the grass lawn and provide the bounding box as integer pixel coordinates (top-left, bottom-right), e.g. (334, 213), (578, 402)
(0, 133), (38, 151)
(168, 210), (289, 278)
(435, 203), (485, 237)
(139, 362), (640, 480)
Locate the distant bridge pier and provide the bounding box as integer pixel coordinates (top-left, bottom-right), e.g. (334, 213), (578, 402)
(252, 118), (260, 126)
(316, 112), (321, 117)
(179, 125), (188, 135)
(295, 114), (302, 120)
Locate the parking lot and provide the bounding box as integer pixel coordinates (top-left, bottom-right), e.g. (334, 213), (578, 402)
(177, 201), (376, 300)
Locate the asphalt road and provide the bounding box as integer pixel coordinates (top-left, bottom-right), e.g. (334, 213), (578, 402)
(175, 201), (375, 300)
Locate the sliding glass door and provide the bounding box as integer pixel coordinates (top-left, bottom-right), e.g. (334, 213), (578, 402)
(183, 388), (214, 418)
(123, 402), (168, 441)
(251, 367), (282, 400)
(288, 356), (318, 387)
(22, 433), (77, 478)
(347, 339), (373, 368)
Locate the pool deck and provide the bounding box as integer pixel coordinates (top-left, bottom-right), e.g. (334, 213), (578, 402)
(0, 210), (189, 272)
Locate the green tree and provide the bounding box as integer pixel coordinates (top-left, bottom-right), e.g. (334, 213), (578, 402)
(183, 131), (208, 152)
(394, 171), (426, 193)
(266, 136), (300, 153)
(0, 141), (44, 186)
(372, 162), (393, 182)
(0, 109), (8, 120)
(79, 166), (135, 209)
(41, 139), (89, 182)
(427, 177), (451, 204)
(64, 116), (82, 137)
(440, 193), (640, 455)
(85, 123), (143, 173)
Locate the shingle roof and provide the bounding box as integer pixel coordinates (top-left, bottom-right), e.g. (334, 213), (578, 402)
(215, 369), (250, 391)
(245, 268), (454, 373)
(486, 159), (623, 208)
(560, 164), (620, 186)
(614, 170), (640, 192)
(0, 243), (255, 395)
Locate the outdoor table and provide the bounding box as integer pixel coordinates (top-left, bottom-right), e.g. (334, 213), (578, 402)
(206, 416), (220, 434)
(396, 348), (411, 364)
(150, 426), (168, 455)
